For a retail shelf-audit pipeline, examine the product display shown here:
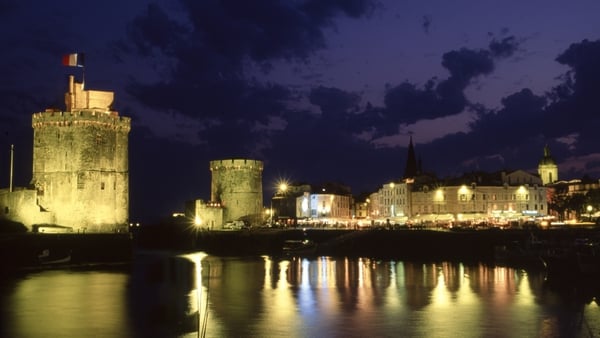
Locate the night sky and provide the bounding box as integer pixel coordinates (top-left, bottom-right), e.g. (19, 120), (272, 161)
(1, 1), (599, 223)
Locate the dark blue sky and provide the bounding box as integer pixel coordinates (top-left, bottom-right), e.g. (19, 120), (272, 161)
(1, 0), (600, 223)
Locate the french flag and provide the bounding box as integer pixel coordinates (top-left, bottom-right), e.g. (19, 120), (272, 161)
(62, 53), (84, 67)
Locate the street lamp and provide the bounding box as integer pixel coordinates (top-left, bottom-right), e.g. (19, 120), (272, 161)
(270, 181), (289, 226)
(587, 205), (593, 222)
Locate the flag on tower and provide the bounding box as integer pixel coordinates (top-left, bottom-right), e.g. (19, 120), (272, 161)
(62, 53), (84, 67)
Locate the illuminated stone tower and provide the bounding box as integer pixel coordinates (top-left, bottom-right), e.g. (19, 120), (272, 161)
(209, 159), (263, 224)
(30, 75), (131, 232)
(538, 145), (558, 186)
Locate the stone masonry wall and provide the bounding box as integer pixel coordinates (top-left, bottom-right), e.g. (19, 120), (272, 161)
(0, 188), (55, 228)
(30, 110), (130, 232)
(210, 159), (263, 224)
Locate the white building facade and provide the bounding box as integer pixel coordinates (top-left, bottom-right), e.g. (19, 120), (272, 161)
(370, 171), (548, 226)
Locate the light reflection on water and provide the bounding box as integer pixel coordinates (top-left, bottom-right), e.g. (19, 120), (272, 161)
(1, 269), (132, 338)
(1, 253), (600, 338)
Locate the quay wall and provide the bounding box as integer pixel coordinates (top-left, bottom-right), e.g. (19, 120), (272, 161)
(0, 233), (132, 272)
(192, 228), (600, 261)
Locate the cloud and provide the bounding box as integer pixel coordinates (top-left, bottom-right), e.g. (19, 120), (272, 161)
(121, 0), (377, 125)
(545, 39), (600, 155)
(422, 15), (431, 34)
(553, 39), (600, 115)
(441, 48), (494, 84)
(379, 46), (495, 128)
(127, 3), (188, 57)
(414, 38), (600, 179)
(383, 80), (449, 124)
(489, 36), (519, 58)
(309, 86), (361, 118)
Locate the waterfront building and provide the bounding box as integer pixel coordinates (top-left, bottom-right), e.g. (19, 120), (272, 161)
(376, 181), (411, 224)
(370, 171), (548, 226)
(353, 192), (372, 221)
(368, 139), (550, 226)
(0, 75), (131, 232)
(546, 177), (600, 221)
(270, 183), (310, 226)
(184, 200), (223, 230)
(295, 183), (353, 225)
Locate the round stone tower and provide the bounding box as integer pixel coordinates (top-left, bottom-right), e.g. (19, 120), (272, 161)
(30, 75), (131, 232)
(538, 145), (558, 186)
(210, 159), (263, 224)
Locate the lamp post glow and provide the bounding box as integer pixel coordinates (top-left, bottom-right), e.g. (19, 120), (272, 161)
(270, 182), (289, 226)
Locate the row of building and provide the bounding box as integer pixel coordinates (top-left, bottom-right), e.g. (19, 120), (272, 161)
(1, 75), (596, 233)
(184, 139), (567, 230)
(185, 124), (600, 229)
(259, 141), (555, 228)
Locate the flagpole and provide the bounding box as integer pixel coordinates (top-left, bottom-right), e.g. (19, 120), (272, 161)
(9, 144), (14, 193)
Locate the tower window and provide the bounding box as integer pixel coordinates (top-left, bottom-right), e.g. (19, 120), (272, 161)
(101, 182), (105, 190)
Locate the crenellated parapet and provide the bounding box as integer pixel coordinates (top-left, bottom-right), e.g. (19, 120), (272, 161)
(32, 110), (131, 132)
(210, 159), (264, 172)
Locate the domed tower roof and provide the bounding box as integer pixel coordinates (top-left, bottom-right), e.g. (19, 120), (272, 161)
(538, 145), (558, 185)
(539, 145), (556, 166)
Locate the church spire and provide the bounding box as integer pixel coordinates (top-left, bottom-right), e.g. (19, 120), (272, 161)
(403, 135), (418, 179)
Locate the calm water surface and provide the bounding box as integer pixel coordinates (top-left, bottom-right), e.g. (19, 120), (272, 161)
(1, 252), (600, 338)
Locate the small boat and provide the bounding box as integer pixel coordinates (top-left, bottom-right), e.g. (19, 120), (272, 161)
(283, 239), (317, 256)
(38, 248), (72, 265)
(541, 238), (600, 278)
(494, 234), (547, 269)
(575, 239), (600, 275)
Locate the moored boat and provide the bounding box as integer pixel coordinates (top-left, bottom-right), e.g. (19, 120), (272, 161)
(494, 234), (548, 269)
(37, 248), (72, 265)
(283, 239), (317, 256)
(542, 238), (600, 278)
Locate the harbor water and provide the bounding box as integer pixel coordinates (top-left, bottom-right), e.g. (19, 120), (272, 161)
(1, 252), (600, 337)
